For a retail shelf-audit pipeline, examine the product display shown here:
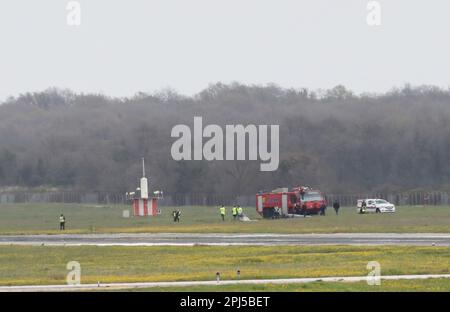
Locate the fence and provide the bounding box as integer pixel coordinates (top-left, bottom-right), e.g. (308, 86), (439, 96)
(0, 191), (127, 205)
(325, 192), (450, 207)
(0, 191), (450, 207)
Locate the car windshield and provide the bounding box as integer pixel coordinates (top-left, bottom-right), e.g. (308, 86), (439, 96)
(302, 193), (323, 201)
(376, 200), (387, 204)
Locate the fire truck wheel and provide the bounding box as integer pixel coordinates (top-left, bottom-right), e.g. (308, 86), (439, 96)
(263, 208), (275, 219)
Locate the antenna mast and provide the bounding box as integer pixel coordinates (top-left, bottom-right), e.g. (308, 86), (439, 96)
(142, 157), (146, 177)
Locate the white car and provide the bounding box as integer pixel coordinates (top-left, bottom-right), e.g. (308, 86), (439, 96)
(356, 199), (396, 213)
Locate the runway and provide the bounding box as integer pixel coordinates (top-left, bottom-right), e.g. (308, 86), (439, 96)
(0, 233), (449, 246)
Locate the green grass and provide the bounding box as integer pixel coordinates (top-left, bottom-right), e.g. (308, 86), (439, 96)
(0, 203), (449, 234)
(127, 279), (450, 292)
(0, 245), (448, 286)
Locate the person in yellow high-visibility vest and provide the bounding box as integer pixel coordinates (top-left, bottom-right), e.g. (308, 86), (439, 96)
(237, 206), (243, 218)
(232, 206), (238, 220)
(219, 205), (226, 221)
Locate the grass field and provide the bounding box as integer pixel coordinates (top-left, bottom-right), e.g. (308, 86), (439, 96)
(0, 203), (449, 234)
(128, 279), (450, 292)
(0, 245), (448, 286)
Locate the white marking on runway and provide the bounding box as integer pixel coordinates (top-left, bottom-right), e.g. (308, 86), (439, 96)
(1, 274), (449, 292)
(0, 233), (449, 246)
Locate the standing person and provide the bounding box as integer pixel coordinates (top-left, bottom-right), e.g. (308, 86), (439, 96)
(59, 214), (66, 231)
(333, 201), (340, 215)
(232, 205), (238, 220)
(172, 210), (177, 222)
(219, 205), (226, 221)
(176, 209), (181, 222)
(273, 207), (280, 219)
(300, 187), (306, 200)
(360, 200), (367, 214)
(294, 203), (301, 215)
(319, 204), (326, 216)
(237, 206), (243, 218)
(302, 205), (307, 218)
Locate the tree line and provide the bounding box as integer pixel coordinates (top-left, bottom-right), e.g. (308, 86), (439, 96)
(1, 83), (449, 195)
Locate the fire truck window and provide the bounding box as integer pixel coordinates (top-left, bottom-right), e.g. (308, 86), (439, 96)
(302, 193), (323, 201)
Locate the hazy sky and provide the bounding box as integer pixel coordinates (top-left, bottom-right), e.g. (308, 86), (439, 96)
(0, 0), (449, 101)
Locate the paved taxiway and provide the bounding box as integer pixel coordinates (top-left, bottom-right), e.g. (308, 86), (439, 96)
(0, 233), (449, 246)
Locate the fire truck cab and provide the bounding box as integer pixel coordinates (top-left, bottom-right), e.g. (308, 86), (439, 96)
(256, 186), (327, 218)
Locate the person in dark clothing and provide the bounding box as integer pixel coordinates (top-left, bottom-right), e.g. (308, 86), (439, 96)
(59, 214), (66, 230)
(273, 207), (281, 219)
(333, 201), (340, 215)
(319, 204), (326, 216)
(294, 203), (301, 215)
(172, 210), (177, 222)
(302, 205), (307, 218)
(360, 200), (367, 214)
(175, 210), (181, 222)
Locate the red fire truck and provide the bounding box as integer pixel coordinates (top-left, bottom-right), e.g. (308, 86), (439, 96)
(256, 186), (327, 218)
